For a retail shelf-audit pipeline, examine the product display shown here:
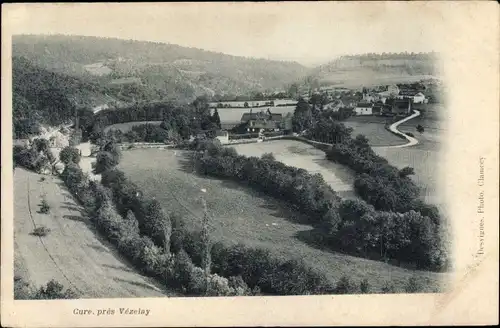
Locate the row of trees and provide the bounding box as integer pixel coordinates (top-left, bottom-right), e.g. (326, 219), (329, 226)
(193, 139), (343, 226)
(61, 134), (339, 295)
(61, 149), (258, 296)
(192, 139), (447, 272)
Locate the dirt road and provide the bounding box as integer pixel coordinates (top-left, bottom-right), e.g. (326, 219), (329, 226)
(14, 168), (171, 298)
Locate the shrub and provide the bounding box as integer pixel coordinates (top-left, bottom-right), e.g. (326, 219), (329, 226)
(360, 279), (370, 294)
(39, 199), (50, 214)
(210, 242), (335, 295)
(33, 279), (78, 299)
(188, 266), (208, 295)
(261, 152), (276, 161)
(206, 273), (235, 296)
(404, 276), (423, 293)
(14, 276), (34, 299)
(334, 276), (357, 294)
(59, 146), (81, 165)
(31, 226), (51, 237)
(381, 282), (396, 293)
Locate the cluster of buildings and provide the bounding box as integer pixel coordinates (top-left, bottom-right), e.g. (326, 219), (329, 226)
(353, 83), (427, 116)
(304, 83), (428, 117)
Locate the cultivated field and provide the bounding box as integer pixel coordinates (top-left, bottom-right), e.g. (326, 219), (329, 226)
(119, 148), (447, 292)
(103, 121), (162, 133)
(13, 168), (171, 298)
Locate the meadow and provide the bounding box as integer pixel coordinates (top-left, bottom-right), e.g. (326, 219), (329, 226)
(119, 147), (446, 292)
(343, 116), (407, 147)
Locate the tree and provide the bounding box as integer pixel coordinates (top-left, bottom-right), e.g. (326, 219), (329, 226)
(143, 200), (172, 254)
(59, 146), (81, 165)
(201, 196), (212, 295)
(288, 83), (299, 98)
(92, 151), (117, 174)
(211, 109), (221, 129)
(261, 152), (275, 161)
(399, 166), (415, 178)
(244, 101), (249, 108)
(292, 98), (313, 132)
(416, 124), (425, 133)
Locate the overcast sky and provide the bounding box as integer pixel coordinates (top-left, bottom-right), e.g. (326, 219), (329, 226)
(5, 2), (450, 67)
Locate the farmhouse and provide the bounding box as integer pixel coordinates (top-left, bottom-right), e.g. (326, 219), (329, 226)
(354, 102), (374, 116)
(240, 109), (283, 133)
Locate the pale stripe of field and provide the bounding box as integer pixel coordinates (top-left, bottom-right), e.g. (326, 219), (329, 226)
(231, 140), (357, 198)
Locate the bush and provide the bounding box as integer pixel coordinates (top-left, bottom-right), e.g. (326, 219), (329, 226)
(188, 266), (208, 295)
(381, 282), (396, 293)
(206, 273), (234, 296)
(31, 226), (51, 237)
(14, 276), (34, 300)
(33, 279), (78, 299)
(360, 279), (370, 294)
(334, 276), (357, 294)
(210, 242), (335, 295)
(404, 276), (423, 293)
(59, 146), (81, 165)
(39, 199), (50, 214)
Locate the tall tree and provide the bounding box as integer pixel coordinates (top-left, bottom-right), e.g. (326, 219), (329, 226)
(211, 109), (221, 129)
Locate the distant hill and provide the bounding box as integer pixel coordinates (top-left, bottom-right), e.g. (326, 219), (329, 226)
(12, 34), (309, 101)
(305, 52), (440, 88)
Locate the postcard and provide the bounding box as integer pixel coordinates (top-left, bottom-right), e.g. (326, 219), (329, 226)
(1, 2), (498, 327)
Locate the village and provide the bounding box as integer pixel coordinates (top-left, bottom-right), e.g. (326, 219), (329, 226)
(206, 78), (440, 145)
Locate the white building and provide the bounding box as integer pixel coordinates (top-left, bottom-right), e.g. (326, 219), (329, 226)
(215, 130), (229, 144)
(412, 92), (426, 104)
(354, 103), (374, 115)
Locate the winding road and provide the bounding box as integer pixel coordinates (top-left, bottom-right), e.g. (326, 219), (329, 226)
(379, 110), (421, 149)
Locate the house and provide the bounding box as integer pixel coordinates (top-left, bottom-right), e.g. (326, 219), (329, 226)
(354, 102), (374, 116)
(240, 109), (283, 133)
(215, 130), (229, 144)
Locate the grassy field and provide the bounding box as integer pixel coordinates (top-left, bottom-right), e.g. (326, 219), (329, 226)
(119, 147), (447, 292)
(397, 104), (446, 152)
(103, 121), (162, 133)
(13, 168), (170, 298)
(343, 116), (407, 147)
